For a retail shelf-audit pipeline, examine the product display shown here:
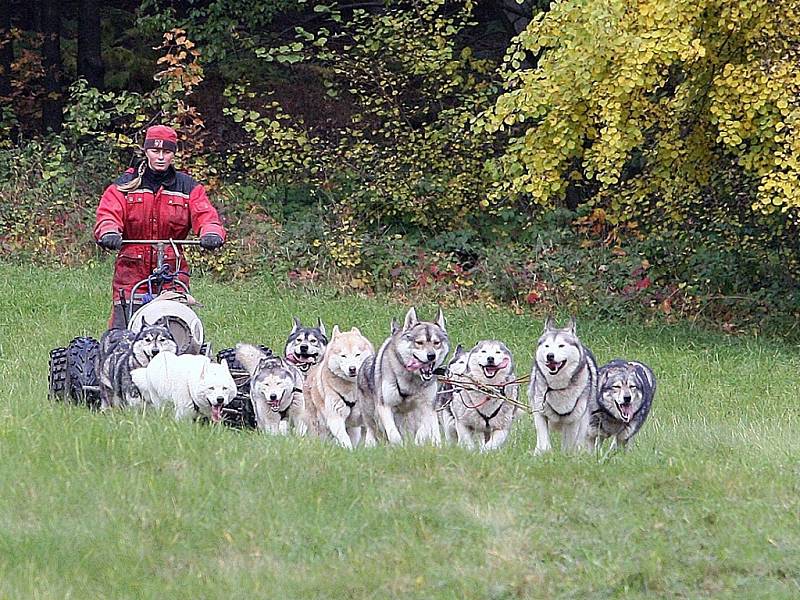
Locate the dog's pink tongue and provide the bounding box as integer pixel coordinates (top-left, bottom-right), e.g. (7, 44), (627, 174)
(211, 405), (222, 423)
(406, 358), (423, 371)
(497, 357), (510, 370)
(619, 404), (633, 422)
(291, 354), (314, 364)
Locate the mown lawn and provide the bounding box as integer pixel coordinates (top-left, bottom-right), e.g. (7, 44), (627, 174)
(0, 261), (798, 599)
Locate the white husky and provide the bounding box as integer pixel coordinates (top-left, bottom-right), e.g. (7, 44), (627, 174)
(131, 351), (237, 422)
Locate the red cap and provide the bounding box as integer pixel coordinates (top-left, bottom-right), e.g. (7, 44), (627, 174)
(143, 125), (178, 152)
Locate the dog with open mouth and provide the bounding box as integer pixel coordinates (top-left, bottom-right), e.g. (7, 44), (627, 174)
(357, 307), (450, 446)
(130, 351), (237, 423)
(588, 359), (656, 450)
(527, 316), (598, 455)
(236, 344), (307, 436)
(446, 340), (520, 451)
(283, 317), (328, 377)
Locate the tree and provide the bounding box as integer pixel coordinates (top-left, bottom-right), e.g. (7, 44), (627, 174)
(41, 0), (62, 131)
(479, 0), (800, 225)
(78, 0), (104, 88)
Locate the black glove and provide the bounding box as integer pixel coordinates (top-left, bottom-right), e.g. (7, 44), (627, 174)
(97, 232), (123, 251)
(199, 233), (224, 250)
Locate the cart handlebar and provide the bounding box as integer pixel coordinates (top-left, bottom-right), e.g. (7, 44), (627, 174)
(120, 239), (202, 246)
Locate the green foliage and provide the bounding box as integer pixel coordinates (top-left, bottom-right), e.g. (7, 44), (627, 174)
(480, 0), (800, 226)
(0, 137), (117, 263)
(137, 0), (296, 72)
(62, 79), (150, 149)
(225, 0), (502, 231)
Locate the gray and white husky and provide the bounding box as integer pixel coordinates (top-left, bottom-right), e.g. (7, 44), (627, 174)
(527, 316), (597, 455)
(357, 307), (450, 446)
(447, 340), (519, 452)
(589, 359), (656, 450)
(437, 344), (469, 444)
(236, 343), (307, 435)
(98, 319), (178, 409)
(284, 317), (328, 377)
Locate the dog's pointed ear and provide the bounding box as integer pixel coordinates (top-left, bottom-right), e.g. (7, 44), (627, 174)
(567, 316), (577, 335)
(317, 318), (326, 338)
(220, 358), (229, 370)
(598, 367), (609, 390)
(199, 359), (207, 380)
(140, 317), (150, 330)
(291, 316), (302, 334)
(390, 317), (400, 335)
(331, 324), (341, 339)
(403, 307), (418, 330)
(544, 315), (557, 332)
(435, 307), (446, 331)
(454, 344), (465, 358)
(350, 326), (361, 335)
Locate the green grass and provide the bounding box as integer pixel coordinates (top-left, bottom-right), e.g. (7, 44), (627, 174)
(0, 261), (798, 599)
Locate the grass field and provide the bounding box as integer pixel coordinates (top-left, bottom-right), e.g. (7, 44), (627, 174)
(0, 261), (798, 599)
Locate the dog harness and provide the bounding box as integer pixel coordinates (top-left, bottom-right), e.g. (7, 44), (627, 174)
(475, 402), (504, 429)
(540, 356), (595, 418)
(333, 389), (356, 409)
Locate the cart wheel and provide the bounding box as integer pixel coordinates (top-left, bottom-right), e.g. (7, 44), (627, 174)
(48, 347), (69, 401)
(221, 393), (257, 430)
(67, 336), (101, 409)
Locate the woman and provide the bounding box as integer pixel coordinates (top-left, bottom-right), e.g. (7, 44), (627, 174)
(94, 124), (226, 327)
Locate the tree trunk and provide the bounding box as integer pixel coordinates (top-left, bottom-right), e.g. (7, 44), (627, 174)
(78, 0), (104, 88)
(41, 0), (62, 132)
(0, 0), (13, 98)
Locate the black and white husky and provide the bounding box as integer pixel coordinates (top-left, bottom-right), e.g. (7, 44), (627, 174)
(589, 359), (656, 450)
(357, 307), (450, 446)
(283, 317), (328, 377)
(97, 319), (178, 409)
(527, 316), (597, 454)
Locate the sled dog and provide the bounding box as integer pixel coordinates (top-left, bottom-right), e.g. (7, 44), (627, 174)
(357, 307), (450, 446)
(236, 343), (307, 435)
(448, 340), (519, 451)
(437, 344), (469, 444)
(304, 326), (375, 449)
(589, 359), (656, 450)
(98, 319), (178, 409)
(284, 317), (328, 376)
(130, 351), (237, 422)
(527, 316), (597, 454)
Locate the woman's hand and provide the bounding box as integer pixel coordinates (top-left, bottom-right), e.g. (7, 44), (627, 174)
(199, 233), (224, 250)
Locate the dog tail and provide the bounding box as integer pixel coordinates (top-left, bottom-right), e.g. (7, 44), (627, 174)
(235, 343), (268, 376)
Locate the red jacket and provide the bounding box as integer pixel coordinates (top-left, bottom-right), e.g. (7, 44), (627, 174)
(94, 166), (226, 302)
